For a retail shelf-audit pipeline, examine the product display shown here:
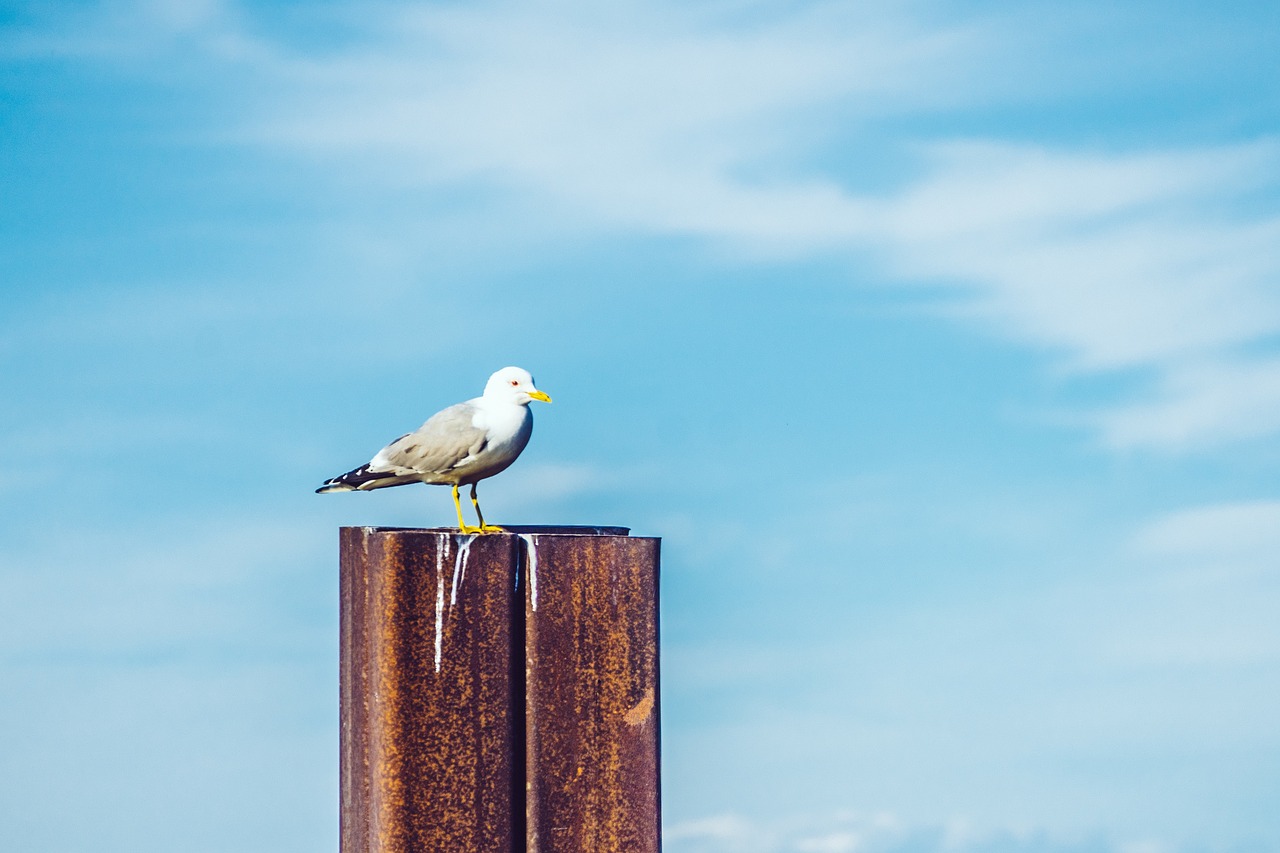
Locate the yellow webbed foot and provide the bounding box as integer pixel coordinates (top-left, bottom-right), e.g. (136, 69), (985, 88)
(456, 522), (505, 535)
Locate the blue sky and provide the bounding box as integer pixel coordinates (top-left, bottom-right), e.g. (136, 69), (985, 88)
(3, 1), (1280, 851)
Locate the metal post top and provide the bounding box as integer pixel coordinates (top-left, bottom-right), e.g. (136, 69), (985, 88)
(345, 524), (636, 537)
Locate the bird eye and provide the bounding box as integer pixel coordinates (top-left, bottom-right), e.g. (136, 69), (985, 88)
(510, 379), (519, 386)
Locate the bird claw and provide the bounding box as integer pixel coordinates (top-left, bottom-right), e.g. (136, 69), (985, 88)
(457, 523), (506, 535)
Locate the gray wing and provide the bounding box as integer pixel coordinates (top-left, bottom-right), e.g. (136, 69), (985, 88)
(368, 402), (489, 477)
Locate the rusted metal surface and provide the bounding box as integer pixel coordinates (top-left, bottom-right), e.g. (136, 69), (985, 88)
(339, 526), (660, 853)
(341, 528), (522, 853)
(521, 533), (661, 853)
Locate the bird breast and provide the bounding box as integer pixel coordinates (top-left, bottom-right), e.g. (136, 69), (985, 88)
(458, 404), (532, 483)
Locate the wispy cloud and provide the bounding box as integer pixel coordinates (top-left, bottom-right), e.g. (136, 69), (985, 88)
(238, 1), (965, 245)
(11, 0), (1280, 451)
(1130, 498), (1280, 568)
(872, 141), (1280, 373)
(664, 809), (1172, 853)
(0, 514), (329, 662)
(867, 141), (1280, 450)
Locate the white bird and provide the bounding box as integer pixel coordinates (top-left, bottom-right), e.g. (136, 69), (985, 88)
(316, 366), (552, 533)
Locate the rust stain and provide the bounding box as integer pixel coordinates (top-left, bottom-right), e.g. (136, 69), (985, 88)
(623, 686), (655, 728)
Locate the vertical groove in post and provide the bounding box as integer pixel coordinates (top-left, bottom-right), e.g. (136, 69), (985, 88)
(522, 535), (662, 853)
(523, 541), (542, 851)
(340, 529), (522, 853)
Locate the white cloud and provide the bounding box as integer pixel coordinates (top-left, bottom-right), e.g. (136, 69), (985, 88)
(1123, 501), (1280, 671)
(236, 1), (966, 249)
(231, 4), (1280, 451)
(663, 810), (1182, 853)
(1092, 356), (1280, 450)
(867, 142), (1280, 449)
(666, 813), (756, 842)
(794, 831), (863, 852)
(1130, 499), (1280, 565)
(871, 142), (1280, 372)
(14, 0), (1280, 454)
(479, 461), (623, 520)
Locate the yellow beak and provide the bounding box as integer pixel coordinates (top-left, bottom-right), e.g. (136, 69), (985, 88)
(528, 390), (552, 403)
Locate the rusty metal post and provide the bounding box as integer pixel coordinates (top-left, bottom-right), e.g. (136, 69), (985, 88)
(340, 526), (660, 853)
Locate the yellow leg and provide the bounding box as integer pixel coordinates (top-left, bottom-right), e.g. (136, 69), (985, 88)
(470, 483), (505, 533)
(452, 484), (483, 534)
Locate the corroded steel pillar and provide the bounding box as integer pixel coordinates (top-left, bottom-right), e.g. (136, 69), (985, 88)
(339, 526), (660, 853)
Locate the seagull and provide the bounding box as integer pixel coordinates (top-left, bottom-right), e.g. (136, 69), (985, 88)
(316, 366), (551, 534)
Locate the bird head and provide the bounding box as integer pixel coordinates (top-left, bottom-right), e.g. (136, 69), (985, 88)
(485, 366), (552, 405)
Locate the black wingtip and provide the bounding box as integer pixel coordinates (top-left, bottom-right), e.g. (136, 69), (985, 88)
(315, 477), (346, 494)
